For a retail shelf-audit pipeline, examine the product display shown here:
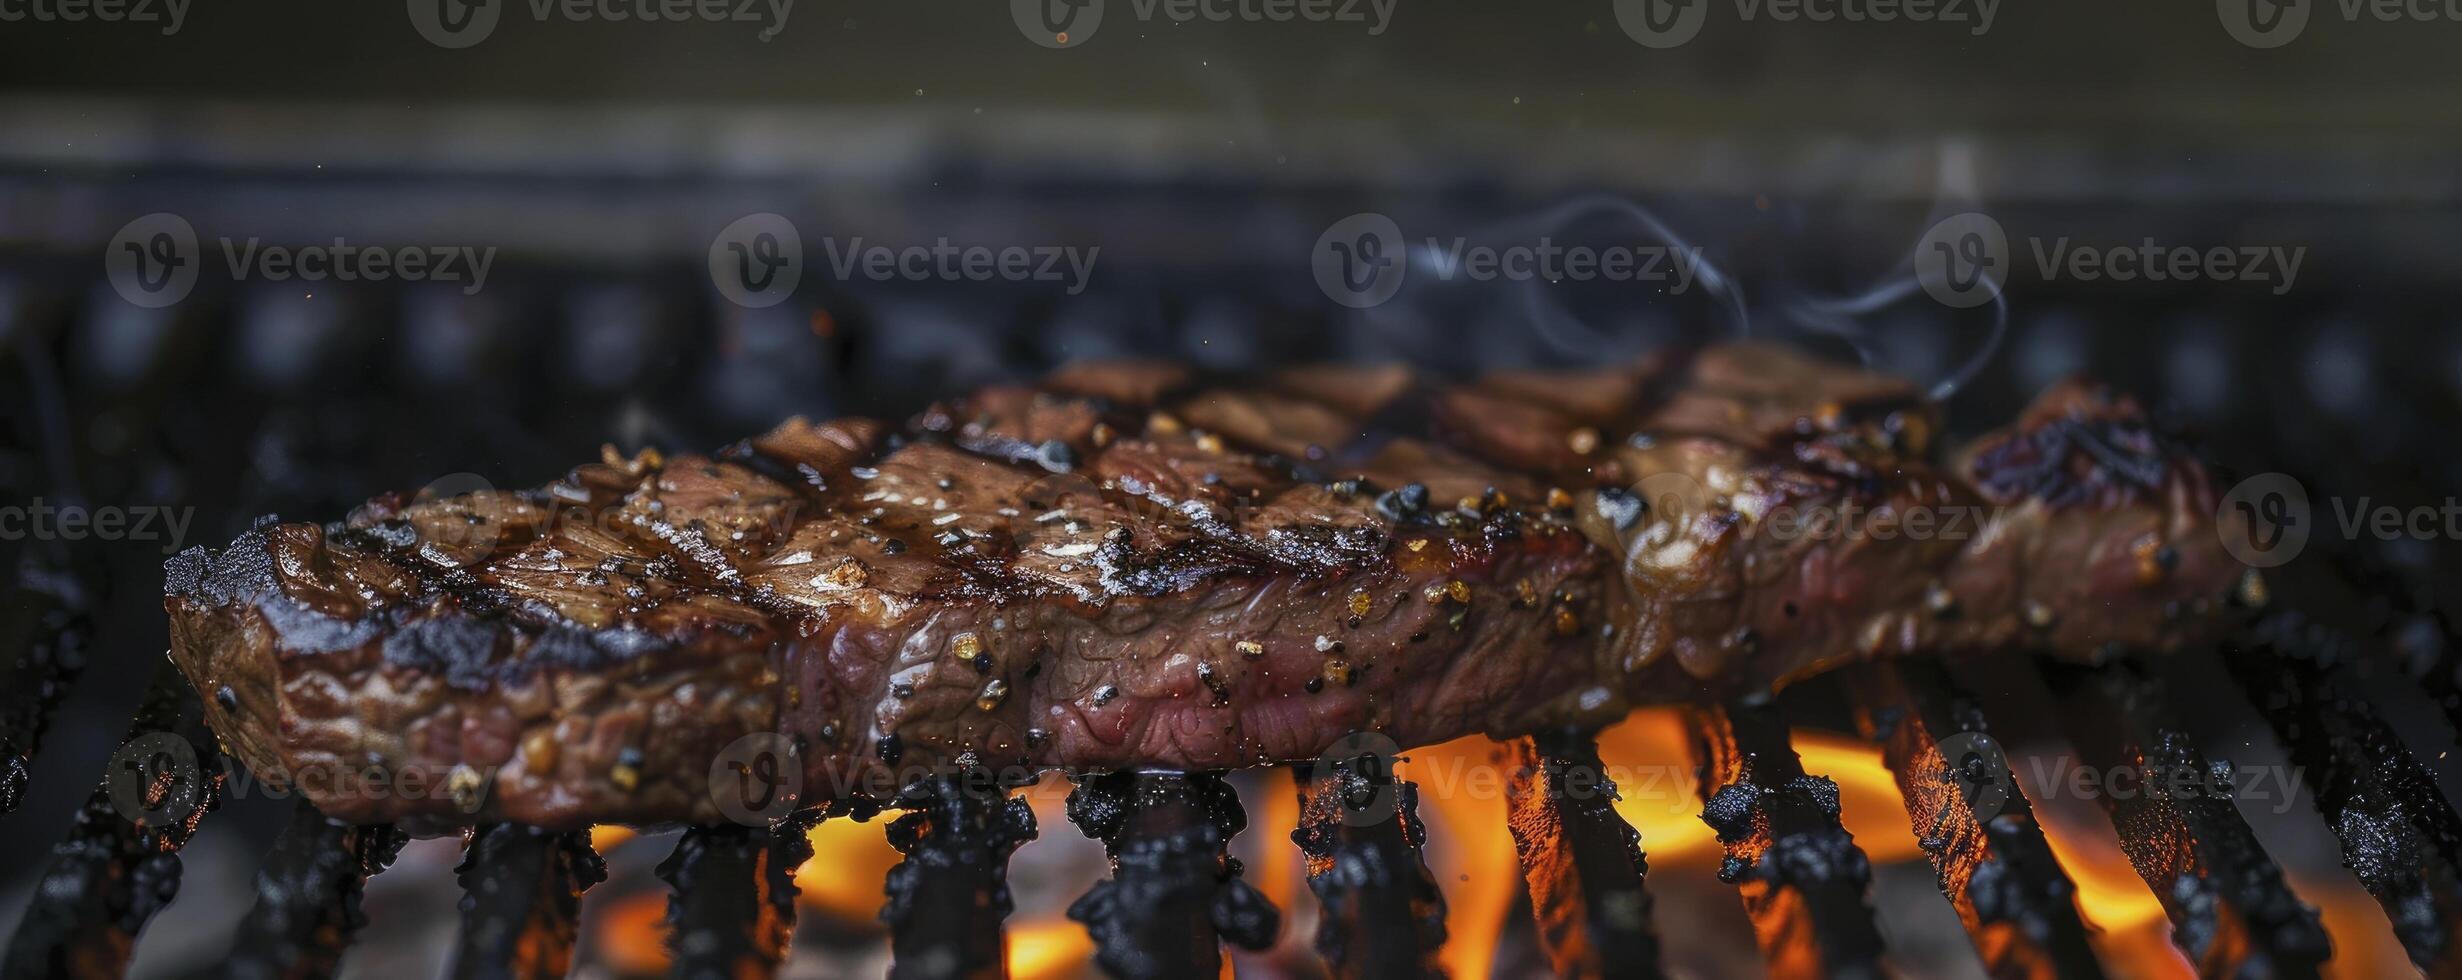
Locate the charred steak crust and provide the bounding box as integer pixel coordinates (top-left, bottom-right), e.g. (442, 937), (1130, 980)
(165, 345), (2243, 828)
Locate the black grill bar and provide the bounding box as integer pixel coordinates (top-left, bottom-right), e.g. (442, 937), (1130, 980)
(0, 554), (96, 814)
(656, 820), (812, 980)
(1501, 730), (1664, 980)
(218, 800), (409, 980)
(2038, 660), (2331, 979)
(883, 771), (1040, 980)
(1687, 700), (1887, 980)
(1, 661), (218, 980)
(1842, 661), (2105, 980)
(447, 825), (606, 980)
(1291, 751), (1448, 979)
(1064, 771), (1279, 980)
(2227, 611), (2462, 975)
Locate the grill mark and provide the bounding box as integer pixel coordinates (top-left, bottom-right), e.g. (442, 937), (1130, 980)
(921, 387), (1377, 593)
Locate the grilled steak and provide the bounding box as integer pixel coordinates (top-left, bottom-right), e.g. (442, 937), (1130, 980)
(164, 344), (2246, 828)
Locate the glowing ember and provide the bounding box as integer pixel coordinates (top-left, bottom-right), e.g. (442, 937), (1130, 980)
(795, 814), (904, 924)
(592, 893), (672, 975)
(1008, 919), (1097, 980)
(588, 824), (636, 854)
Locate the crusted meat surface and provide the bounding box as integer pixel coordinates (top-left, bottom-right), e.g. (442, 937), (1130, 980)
(165, 344), (2244, 828)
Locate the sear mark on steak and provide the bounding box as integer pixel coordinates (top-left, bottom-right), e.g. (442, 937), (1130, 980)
(165, 344), (2246, 828)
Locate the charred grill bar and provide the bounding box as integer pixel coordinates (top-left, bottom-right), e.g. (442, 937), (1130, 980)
(656, 822), (812, 980)
(1687, 700), (1887, 980)
(0, 663), (218, 980)
(1501, 730), (1664, 980)
(1290, 752), (1449, 979)
(1843, 661), (2104, 980)
(0, 554), (94, 814)
(447, 825), (606, 980)
(2039, 661), (2331, 978)
(882, 772), (1040, 980)
(219, 801), (408, 980)
(2226, 611), (2462, 976)
(1064, 772), (1279, 980)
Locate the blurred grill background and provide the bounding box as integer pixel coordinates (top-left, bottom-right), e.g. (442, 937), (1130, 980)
(4, 1), (2462, 976)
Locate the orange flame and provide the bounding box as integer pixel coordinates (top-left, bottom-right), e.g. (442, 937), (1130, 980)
(2024, 770), (2403, 980)
(1397, 736), (1521, 978)
(591, 893), (673, 975)
(1008, 920), (1097, 980)
(795, 813), (905, 924)
(587, 824), (636, 854)
(1403, 709), (1924, 977)
(577, 710), (2402, 979)
(2026, 805), (2185, 979)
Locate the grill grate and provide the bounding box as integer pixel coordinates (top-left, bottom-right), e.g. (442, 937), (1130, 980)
(655, 821), (810, 980)
(1687, 700), (1888, 979)
(220, 802), (407, 980)
(1062, 772), (1279, 980)
(448, 825), (605, 980)
(1, 663), (218, 980)
(8, 597), (2462, 978)
(0, 550), (95, 816)
(1844, 660), (2106, 980)
(2040, 660), (2333, 978)
(1502, 730), (1663, 980)
(882, 771), (1038, 980)
(2229, 611), (2462, 975)
(1291, 752), (1449, 978)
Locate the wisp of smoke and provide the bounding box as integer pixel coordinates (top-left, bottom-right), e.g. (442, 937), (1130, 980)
(1782, 232), (2009, 402)
(1440, 193), (1751, 359)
